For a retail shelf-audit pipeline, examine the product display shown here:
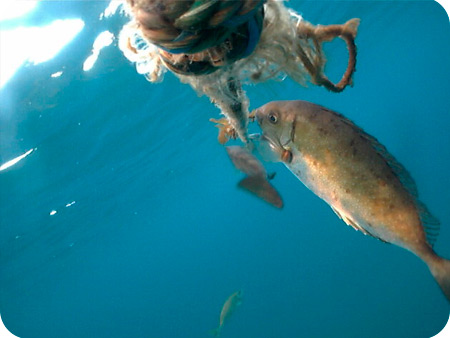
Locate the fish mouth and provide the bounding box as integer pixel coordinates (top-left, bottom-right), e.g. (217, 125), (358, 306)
(256, 114), (262, 124)
(255, 134), (284, 162)
(253, 108), (286, 160)
(253, 110), (278, 146)
(254, 109), (264, 125)
(261, 128), (289, 151)
(260, 134), (279, 148)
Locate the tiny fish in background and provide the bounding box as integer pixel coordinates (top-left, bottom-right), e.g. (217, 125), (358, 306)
(210, 290), (243, 337)
(226, 146), (283, 208)
(255, 100), (450, 301)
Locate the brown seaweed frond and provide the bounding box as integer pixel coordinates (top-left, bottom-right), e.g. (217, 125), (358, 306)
(210, 117), (237, 145)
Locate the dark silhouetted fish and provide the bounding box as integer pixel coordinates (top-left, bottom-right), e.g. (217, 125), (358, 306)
(226, 146), (283, 208)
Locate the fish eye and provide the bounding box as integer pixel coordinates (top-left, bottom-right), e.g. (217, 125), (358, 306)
(267, 112), (278, 124)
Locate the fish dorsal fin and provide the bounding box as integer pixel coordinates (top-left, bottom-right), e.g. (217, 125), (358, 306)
(326, 108), (441, 246)
(324, 108), (419, 198)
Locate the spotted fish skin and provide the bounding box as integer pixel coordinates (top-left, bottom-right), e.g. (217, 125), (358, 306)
(255, 100), (450, 301)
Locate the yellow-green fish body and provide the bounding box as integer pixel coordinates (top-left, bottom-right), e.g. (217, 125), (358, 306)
(255, 100), (450, 301)
(211, 290), (242, 337)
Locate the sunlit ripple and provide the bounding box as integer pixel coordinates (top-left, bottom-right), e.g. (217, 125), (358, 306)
(0, 148), (36, 172)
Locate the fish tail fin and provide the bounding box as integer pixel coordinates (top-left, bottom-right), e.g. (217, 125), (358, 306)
(426, 251), (450, 302)
(209, 327), (221, 337)
(238, 176), (283, 209)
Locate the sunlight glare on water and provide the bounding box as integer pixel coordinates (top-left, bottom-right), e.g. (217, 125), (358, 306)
(0, 1), (37, 21)
(0, 19), (84, 88)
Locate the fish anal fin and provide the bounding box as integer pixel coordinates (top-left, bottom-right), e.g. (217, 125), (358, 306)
(417, 201), (440, 247)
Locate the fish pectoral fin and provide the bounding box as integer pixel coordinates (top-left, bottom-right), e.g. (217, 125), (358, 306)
(331, 206), (368, 233)
(330, 206), (388, 243)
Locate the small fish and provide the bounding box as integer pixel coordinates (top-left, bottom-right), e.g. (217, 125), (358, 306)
(226, 146), (283, 208)
(255, 100), (450, 301)
(210, 290), (243, 337)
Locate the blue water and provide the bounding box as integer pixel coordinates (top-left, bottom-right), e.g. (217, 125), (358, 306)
(1, 1), (449, 337)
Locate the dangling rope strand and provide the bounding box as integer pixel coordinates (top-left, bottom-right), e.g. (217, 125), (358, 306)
(296, 18), (360, 92)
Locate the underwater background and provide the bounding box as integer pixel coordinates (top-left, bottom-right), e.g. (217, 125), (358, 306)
(1, 1), (449, 337)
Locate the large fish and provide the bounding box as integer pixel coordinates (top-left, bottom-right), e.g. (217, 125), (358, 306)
(255, 100), (450, 301)
(210, 290), (243, 337)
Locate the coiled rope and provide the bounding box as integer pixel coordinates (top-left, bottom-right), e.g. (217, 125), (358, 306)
(126, 0), (265, 75)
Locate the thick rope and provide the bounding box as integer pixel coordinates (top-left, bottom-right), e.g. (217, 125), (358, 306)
(125, 0), (266, 75)
(120, 0), (360, 143)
